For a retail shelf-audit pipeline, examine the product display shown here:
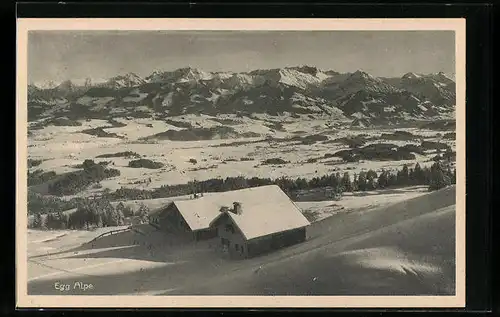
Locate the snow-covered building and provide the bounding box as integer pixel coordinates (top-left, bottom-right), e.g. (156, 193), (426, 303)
(149, 185), (310, 258)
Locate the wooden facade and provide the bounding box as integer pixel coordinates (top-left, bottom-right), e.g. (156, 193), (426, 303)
(246, 227), (306, 258)
(216, 214), (249, 259)
(213, 213), (307, 259)
(149, 203), (217, 241)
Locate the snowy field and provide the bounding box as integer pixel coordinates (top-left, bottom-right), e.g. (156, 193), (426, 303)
(296, 185), (429, 222)
(28, 117), (455, 197)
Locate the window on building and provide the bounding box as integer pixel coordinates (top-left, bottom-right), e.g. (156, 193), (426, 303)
(235, 244), (239, 251)
(225, 224), (234, 233)
(221, 238), (229, 246)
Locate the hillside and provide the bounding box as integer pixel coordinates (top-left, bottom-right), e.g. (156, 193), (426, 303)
(28, 67), (455, 127)
(27, 185), (456, 296)
(198, 205), (456, 296)
(172, 185), (456, 295)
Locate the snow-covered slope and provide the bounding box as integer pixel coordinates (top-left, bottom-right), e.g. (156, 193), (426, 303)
(169, 186), (456, 295)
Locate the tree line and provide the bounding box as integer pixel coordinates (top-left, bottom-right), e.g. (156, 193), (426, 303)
(263, 161), (454, 196)
(29, 161), (455, 230)
(30, 200), (149, 230)
(105, 161), (455, 201)
(47, 159), (120, 196)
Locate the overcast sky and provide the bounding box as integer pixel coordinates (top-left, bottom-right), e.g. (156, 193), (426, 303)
(28, 30), (455, 84)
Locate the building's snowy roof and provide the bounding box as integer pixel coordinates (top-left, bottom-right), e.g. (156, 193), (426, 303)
(207, 185), (310, 240)
(171, 196), (222, 232)
(152, 185), (310, 238)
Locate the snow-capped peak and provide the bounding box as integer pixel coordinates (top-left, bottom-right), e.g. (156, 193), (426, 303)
(402, 72), (422, 79)
(433, 71), (453, 82)
(276, 68), (324, 89)
(351, 70), (374, 80)
(176, 67), (213, 82)
(56, 80), (75, 91)
(145, 67), (213, 84)
(213, 71), (234, 80)
(27, 65), (456, 127)
(114, 72), (142, 81)
(29, 81), (58, 89)
(287, 65), (319, 76)
(105, 72), (145, 88)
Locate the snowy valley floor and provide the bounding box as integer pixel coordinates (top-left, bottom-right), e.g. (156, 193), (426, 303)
(28, 117), (456, 198)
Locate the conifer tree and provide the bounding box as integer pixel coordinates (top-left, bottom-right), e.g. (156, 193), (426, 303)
(413, 163), (424, 185)
(329, 173), (340, 192)
(33, 213), (45, 229)
(377, 170), (389, 189)
(352, 173), (359, 191)
(357, 171), (367, 191)
(366, 169), (378, 180)
(366, 170), (377, 190)
(387, 172), (398, 187)
(341, 172), (352, 192)
(428, 162), (451, 191)
(397, 164), (410, 186)
(137, 203), (149, 223)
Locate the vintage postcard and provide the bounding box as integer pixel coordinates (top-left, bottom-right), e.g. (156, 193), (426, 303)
(16, 18), (465, 308)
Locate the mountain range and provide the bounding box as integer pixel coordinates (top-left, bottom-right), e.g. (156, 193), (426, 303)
(28, 66), (456, 126)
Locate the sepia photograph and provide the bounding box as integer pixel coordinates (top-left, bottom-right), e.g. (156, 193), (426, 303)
(16, 18), (465, 308)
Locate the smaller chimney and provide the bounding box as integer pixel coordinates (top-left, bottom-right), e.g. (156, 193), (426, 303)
(220, 206), (230, 213)
(232, 202), (242, 215)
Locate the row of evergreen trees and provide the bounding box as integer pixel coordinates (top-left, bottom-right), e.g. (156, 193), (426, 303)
(274, 161), (454, 196)
(106, 161), (455, 202)
(30, 199), (149, 230)
(29, 161), (455, 230)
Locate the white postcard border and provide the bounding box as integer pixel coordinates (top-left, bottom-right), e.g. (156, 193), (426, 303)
(16, 18), (466, 308)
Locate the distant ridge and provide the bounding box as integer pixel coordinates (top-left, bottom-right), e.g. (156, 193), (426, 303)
(28, 66), (456, 126)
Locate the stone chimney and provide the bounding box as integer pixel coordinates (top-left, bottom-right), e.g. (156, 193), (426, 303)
(232, 202), (242, 215)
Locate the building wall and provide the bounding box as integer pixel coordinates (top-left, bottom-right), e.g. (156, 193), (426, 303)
(215, 216), (248, 259)
(247, 227), (306, 258)
(194, 227), (218, 241)
(150, 204), (192, 237)
(148, 215), (161, 229)
(214, 214), (307, 259)
(151, 204), (217, 242)
(170, 205), (191, 232)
